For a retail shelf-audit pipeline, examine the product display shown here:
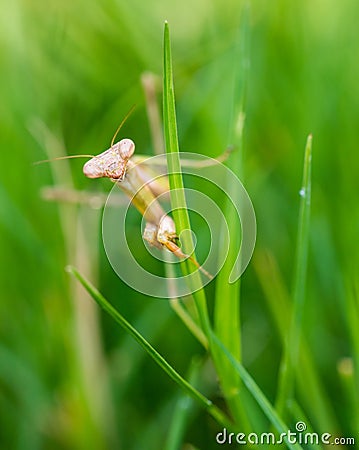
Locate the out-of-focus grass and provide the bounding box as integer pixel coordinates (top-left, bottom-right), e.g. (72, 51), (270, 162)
(1, 0), (359, 448)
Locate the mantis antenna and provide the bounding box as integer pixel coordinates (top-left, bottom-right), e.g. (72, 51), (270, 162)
(110, 104), (136, 147)
(33, 154), (96, 165)
(34, 105), (136, 166)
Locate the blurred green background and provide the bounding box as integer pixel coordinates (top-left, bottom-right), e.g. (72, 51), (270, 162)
(1, 0), (358, 448)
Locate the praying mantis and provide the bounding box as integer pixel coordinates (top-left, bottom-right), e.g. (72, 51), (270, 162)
(36, 109), (231, 280)
(84, 137), (190, 260)
(82, 136), (231, 279)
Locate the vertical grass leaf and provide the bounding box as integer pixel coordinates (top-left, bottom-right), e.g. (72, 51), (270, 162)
(275, 135), (312, 417)
(213, 3), (251, 429)
(162, 22), (213, 343)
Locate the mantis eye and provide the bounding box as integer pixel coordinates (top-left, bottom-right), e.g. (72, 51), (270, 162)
(118, 139), (135, 160)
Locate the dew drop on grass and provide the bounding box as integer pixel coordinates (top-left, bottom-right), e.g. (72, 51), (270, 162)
(299, 188), (306, 197)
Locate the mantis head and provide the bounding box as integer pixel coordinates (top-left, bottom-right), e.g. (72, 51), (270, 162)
(83, 138), (135, 181)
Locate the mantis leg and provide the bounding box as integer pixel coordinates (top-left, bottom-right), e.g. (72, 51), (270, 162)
(129, 160), (214, 279)
(131, 146), (233, 198)
(147, 216), (213, 280)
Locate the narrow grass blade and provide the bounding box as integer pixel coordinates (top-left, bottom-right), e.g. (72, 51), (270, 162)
(68, 266), (302, 449)
(275, 135), (312, 417)
(163, 22), (212, 342)
(162, 24), (302, 446)
(254, 250), (338, 431)
(67, 266), (233, 431)
(170, 298), (208, 349)
(210, 333), (303, 450)
(163, 21), (196, 261)
(213, 3), (250, 428)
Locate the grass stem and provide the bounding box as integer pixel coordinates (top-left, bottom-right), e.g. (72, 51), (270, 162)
(275, 135), (312, 417)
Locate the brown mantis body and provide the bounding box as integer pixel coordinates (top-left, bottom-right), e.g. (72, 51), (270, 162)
(83, 138), (213, 279)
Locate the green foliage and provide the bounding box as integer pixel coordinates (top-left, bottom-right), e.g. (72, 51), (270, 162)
(1, 1), (358, 449)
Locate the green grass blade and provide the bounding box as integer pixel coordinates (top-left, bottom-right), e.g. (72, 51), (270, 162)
(275, 135), (312, 417)
(254, 250), (338, 431)
(210, 333), (303, 450)
(163, 21), (193, 249)
(67, 266), (233, 431)
(213, 3), (250, 428)
(170, 298), (208, 349)
(163, 24), (304, 446)
(163, 22), (212, 342)
(68, 265), (302, 448)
